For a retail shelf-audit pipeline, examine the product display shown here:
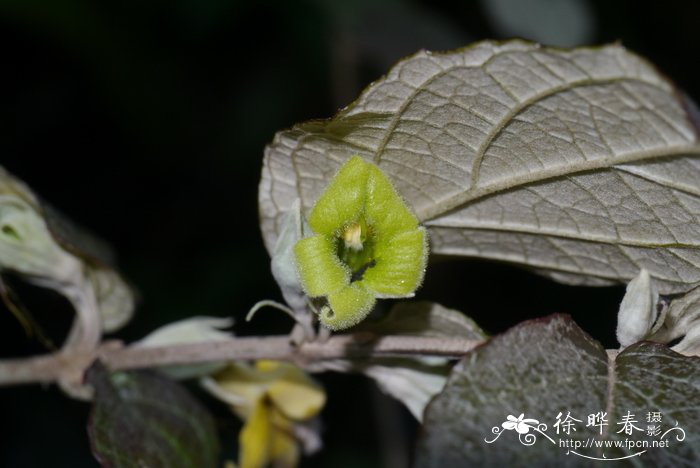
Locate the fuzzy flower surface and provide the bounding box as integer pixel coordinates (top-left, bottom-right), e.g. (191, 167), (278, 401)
(293, 156), (427, 330)
(202, 361), (325, 468)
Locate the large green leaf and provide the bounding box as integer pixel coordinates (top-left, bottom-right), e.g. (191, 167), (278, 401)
(415, 315), (700, 466)
(259, 40), (700, 295)
(87, 363), (220, 468)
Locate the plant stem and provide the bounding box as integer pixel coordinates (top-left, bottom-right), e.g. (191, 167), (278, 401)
(0, 334), (484, 386)
(0, 335), (691, 388)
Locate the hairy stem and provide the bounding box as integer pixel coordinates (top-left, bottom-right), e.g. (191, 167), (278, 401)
(2, 335), (686, 388)
(0, 334), (484, 386)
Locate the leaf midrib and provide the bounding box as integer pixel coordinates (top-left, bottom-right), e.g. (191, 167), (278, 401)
(285, 46), (696, 227)
(426, 222), (700, 250)
(417, 143), (700, 221)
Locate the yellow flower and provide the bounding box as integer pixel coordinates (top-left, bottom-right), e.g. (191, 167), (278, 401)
(202, 361), (326, 468)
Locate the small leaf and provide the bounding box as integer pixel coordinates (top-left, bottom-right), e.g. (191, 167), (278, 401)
(650, 286), (700, 355)
(270, 198), (310, 315)
(415, 315), (700, 466)
(616, 268), (658, 347)
(354, 300), (487, 339)
(135, 316), (234, 379)
(0, 166), (135, 348)
(87, 362), (220, 468)
(310, 301), (486, 420)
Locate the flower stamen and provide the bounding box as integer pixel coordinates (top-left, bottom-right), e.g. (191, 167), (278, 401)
(341, 221), (365, 251)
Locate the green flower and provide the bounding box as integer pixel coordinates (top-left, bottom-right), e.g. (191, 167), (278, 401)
(293, 156), (427, 330)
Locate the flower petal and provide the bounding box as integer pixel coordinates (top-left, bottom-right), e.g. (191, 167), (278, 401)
(269, 409), (299, 468)
(361, 228), (427, 296)
(294, 235), (349, 297)
(206, 363), (271, 418)
(239, 398), (272, 468)
(259, 361), (326, 421)
(365, 165), (418, 240)
(308, 156), (370, 235)
(323, 284), (376, 330)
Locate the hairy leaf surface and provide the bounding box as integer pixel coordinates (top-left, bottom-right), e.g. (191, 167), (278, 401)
(259, 40), (700, 293)
(87, 363), (220, 468)
(415, 315), (700, 466)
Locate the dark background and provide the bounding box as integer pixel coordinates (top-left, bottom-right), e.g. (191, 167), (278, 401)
(0, 0), (699, 466)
